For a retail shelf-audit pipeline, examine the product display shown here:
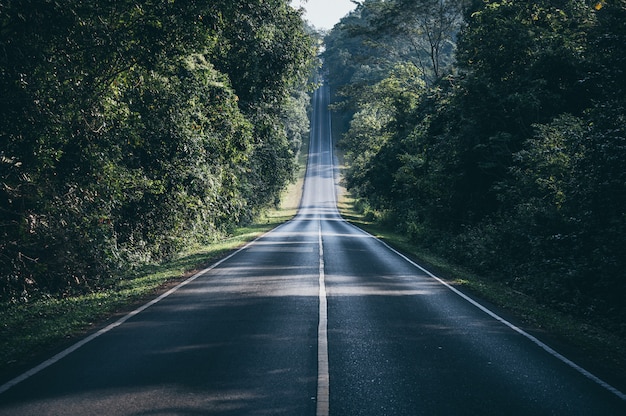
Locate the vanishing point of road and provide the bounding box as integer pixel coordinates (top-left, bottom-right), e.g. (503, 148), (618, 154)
(1, 85), (625, 415)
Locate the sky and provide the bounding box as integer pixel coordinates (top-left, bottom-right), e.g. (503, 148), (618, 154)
(291, 0), (358, 30)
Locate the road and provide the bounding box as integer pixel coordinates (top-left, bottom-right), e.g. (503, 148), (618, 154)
(1, 85), (625, 415)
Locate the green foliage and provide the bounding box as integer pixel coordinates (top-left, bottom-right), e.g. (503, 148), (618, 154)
(373, 0), (466, 83)
(0, 0), (317, 302)
(108, 55), (254, 260)
(341, 62), (427, 208)
(328, 0), (626, 332)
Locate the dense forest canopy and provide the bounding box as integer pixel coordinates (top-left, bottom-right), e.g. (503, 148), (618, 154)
(325, 0), (626, 333)
(0, 0), (318, 302)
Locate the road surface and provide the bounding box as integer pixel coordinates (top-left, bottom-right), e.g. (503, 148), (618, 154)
(0, 85), (625, 415)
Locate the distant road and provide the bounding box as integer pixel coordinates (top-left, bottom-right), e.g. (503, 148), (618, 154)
(0, 85), (624, 415)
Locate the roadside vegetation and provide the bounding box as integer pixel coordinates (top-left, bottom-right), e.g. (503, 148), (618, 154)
(3, 0), (625, 390)
(325, 0), (626, 376)
(337, 183), (626, 388)
(0, 0), (316, 376)
(0, 136), (308, 378)
(1, 1), (319, 304)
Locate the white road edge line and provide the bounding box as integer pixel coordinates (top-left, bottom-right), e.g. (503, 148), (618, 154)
(343, 220), (626, 402)
(324, 80), (625, 404)
(317, 221), (330, 416)
(328, 80), (624, 405)
(0, 227), (284, 396)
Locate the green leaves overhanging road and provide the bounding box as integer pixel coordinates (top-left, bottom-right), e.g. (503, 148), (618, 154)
(0, 1), (318, 302)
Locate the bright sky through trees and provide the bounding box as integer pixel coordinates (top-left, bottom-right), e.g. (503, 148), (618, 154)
(291, 0), (357, 29)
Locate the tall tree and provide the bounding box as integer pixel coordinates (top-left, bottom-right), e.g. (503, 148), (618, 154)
(0, 0), (316, 301)
(374, 0), (466, 83)
(325, 0), (626, 329)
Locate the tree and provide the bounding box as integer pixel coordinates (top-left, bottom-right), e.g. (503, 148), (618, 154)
(324, 0), (626, 330)
(0, 0), (317, 301)
(448, 0), (595, 222)
(373, 0), (466, 83)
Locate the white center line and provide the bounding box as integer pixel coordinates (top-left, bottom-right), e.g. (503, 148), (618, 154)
(317, 221), (330, 416)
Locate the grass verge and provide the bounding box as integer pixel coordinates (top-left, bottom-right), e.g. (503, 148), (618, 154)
(0, 222), (287, 382)
(336, 186), (626, 391)
(0, 140), (308, 382)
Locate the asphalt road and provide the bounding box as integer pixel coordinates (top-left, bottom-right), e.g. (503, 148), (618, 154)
(0, 85), (625, 415)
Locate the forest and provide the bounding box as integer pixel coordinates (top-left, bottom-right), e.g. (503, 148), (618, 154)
(324, 0), (625, 334)
(0, 1), (318, 302)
